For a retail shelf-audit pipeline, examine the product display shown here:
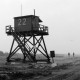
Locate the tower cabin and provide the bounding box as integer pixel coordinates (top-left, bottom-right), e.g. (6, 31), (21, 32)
(6, 15), (48, 36)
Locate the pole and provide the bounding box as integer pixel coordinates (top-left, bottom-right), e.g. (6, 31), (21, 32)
(21, 4), (22, 16)
(34, 9), (35, 16)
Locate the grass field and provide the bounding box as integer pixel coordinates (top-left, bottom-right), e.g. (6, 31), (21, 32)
(0, 53), (80, 80)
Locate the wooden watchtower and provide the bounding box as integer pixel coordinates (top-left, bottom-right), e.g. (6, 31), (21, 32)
(6, 13), (50, 63)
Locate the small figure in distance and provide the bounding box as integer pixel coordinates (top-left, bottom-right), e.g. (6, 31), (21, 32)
(73, 52), (75, 57)
(68, 52), (70, 57)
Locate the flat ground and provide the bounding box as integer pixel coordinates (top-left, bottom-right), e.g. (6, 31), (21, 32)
(0, 55), (80, 80)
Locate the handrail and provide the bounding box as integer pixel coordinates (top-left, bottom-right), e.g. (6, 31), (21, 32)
(6, 25), (14, 33)
(39, 24), (48, 32)
(33, 24), (48, 33)
(6, 24), (48, 33)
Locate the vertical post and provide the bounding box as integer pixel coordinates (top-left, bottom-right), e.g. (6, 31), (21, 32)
(23, 34), (26, 62)
(7, 38), (15, 62)
(42, 36), (50, 63)
(33, 35), (36, 62)
(34, 9), (35, 16)
(21, 4), (22, 16)
(52, 58), (54, 63)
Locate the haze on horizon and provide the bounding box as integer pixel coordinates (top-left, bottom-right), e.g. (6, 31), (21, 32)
(0, 0), (80, 55)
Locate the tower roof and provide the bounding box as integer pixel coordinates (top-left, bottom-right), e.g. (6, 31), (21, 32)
(14, 15), (42, 22)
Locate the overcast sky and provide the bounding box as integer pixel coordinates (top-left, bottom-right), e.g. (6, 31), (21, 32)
(0, 0), (80, 54)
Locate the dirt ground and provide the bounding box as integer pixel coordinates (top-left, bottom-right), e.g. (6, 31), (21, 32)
(0, 56), (80, 80)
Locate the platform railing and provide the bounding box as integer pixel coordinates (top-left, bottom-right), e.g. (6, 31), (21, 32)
(6, 25), (14, 33)
(33, 24), (48, 33)
(6, 24), (48, 33)
(39, 24), (48, 32)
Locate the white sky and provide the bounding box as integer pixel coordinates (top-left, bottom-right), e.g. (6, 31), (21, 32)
(0, 0), (80, 54)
